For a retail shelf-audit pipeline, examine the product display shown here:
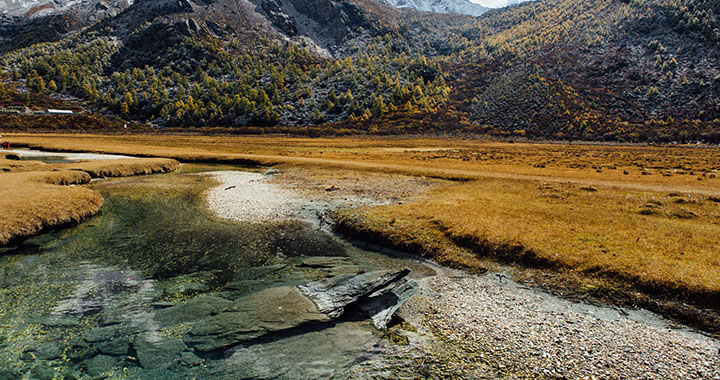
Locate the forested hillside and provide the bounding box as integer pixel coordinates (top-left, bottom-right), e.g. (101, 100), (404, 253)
(450, 0), (720, 141)
(0, 0), (718, 141)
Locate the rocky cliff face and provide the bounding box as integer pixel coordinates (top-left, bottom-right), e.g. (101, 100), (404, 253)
(1, 0), (384, 55)
(92, 0), (385, 69)
(251, 0), (378, 48)
(0, 0), (132, 18)
(0, 0), (132, 51)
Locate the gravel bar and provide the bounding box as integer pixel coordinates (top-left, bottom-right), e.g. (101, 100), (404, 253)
(206, 171), (305, 223)
(424, 273), (720, 380)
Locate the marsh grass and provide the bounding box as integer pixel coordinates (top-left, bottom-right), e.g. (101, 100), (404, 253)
(59, 158), (180, 178)
(336, 178), (720, 301)
(7, 134), (720, 192)
(0, 157), (180, 246)
(0, 169), (101, 246)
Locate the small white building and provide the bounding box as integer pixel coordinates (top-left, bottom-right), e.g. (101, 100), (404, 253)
(47, 109), (75, 115)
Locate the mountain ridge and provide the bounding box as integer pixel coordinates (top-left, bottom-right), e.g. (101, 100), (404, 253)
(0, 0), (718, 142)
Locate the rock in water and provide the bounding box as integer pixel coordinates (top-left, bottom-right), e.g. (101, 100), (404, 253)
(86, 355), (120, 377)
(133, 333), (186, 369)
(298, 256), (360, 276)
(155, 295), (233, 325)
(97, 337), (131, 356)
(298, 256), (354, 269)
(358, 278), (418, 329)
(298, 268), (411, 318)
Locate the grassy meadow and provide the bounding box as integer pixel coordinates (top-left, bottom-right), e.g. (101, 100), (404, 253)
(3, 133), (720, 329)
(336, 179), (720, 294)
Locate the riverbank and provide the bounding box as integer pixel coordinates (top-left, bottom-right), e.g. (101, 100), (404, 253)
(332, 177), (720, 335)
(0, 151), (180, 246)
(205, 169), (720, 379)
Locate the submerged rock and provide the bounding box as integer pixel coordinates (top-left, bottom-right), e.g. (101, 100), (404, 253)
(133, 333), (186, 369)
(84, 326), (122, 343)
(216, 321), (380, 380)
(0, 369), (18, 380)
(28, 365), (55, 380)
(298, 256), (354, 269)
(184, 286), (330, 352)
(299, 256), (360, 277)
(32, 314), (80, 327)
(155, 295), (232, 325)
(35, 342), (63, 360)
(165, 282), (209, 297)
(179, 351), (203, 367)
(86, 355), (119, 377)
(97, 336), (131, 356)
(237, 264), (288, 279)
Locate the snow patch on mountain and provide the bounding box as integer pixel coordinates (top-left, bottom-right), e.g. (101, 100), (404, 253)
(378, 0), (487, 17)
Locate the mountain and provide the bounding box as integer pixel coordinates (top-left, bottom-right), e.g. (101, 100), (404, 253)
(377, 0), (487, 16)
(0, 0), (718, 142)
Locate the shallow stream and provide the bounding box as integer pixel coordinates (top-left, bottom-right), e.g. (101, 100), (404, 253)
(0, 164), (431, 380)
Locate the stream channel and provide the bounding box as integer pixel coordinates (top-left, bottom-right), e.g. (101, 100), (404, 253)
(0, 160), (432, 379)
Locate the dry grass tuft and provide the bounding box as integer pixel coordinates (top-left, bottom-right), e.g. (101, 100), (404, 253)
(0, 171), (101, 246)
(0, 157), (180, 246)
(59, 158), (181, 178)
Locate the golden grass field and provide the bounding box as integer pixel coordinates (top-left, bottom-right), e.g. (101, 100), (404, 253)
(0, 152), (179, 246)
(4, 133), (720, 322)
(6, 133), (720, 193)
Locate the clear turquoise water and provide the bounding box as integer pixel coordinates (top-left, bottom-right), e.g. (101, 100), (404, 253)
(0, 166), (425, 379)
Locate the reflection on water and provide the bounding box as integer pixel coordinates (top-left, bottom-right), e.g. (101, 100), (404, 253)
(0, 167), (426, 379)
